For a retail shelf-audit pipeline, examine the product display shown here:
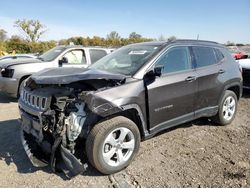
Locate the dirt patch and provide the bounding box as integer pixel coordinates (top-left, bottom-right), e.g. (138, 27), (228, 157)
(0, 92), (249, 187)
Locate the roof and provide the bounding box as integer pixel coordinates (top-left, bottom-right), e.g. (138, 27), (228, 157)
(59, 39), (224, 50)
(126, 39), (223, 48)
(61, 45), (114, 50)
(170, 39), (223, 47)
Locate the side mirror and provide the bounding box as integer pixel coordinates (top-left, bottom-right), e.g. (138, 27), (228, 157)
(154, 65), (163, 77)
(58, 57), (68, 67)
(146, 65), (164, 77)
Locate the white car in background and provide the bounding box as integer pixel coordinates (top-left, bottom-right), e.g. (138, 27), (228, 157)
(0, 45), (113, 98)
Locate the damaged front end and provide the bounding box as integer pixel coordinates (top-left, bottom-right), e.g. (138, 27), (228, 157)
(19, 87), (89, 177)
(18, 68), (126, 177)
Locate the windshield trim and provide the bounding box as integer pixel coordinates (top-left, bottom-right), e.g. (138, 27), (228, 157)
(90, 43), (164, 77)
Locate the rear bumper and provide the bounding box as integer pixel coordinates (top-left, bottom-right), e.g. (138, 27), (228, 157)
(0, 77), (19, 98)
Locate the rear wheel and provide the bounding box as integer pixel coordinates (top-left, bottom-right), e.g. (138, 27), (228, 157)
(212, 90), (238, 125)
(86, 116), (140, 174)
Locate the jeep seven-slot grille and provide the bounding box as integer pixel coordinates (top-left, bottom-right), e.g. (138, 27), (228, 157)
(21, 90), (48, 110)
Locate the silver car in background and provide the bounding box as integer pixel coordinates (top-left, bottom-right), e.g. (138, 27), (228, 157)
(0, 45), (113, 98)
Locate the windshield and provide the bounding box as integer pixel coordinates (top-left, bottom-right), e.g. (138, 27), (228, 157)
(90, 44), (160, 76)
(39, 46), (66, 62)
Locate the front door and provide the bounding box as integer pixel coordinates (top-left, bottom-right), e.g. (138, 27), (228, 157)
(146, 46), (197, 132)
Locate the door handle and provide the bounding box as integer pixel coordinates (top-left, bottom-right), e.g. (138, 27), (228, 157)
(185, 76), (196, 82)
(218, 69), (225, 74)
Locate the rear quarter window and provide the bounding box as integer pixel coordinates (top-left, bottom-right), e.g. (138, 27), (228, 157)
(192, 46), (217, 68)
(214, 48), (224, 62)
(89, 49), (107, 63)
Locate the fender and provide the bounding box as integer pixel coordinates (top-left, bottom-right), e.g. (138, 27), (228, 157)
(80, 92), (149, 137)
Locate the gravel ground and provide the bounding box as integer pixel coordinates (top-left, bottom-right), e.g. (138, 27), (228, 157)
(0, 91), (249, 188)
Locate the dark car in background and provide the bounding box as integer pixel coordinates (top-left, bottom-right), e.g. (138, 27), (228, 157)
(237, 58), (250, 89)
(19, 40), (242, 177)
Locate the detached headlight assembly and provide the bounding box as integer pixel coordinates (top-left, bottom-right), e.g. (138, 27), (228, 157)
(1, 68), (15, 78)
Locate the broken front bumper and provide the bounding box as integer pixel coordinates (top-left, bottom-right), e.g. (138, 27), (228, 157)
(19, 102), (88, 178)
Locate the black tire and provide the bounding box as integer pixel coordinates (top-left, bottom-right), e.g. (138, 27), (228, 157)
(212, 90), (238, 125)
(86, 116), (140, 174)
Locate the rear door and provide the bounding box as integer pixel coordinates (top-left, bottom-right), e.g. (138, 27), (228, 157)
(191, 46), (225, 115)
(146, 46), (198, 131)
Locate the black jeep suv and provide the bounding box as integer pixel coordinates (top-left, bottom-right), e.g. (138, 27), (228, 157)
(19, 40), (242, 177)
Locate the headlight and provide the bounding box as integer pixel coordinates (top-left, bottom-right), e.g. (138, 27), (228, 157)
(1, 68), (14, 78)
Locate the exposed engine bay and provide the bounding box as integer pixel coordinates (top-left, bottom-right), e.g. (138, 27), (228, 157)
(18, 68), (127, 177)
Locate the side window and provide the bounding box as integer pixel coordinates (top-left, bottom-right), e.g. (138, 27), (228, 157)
(214, 48), (224, 63)
(155, 46), (191, 74)
(63, 50), (86, 64)
(192, 46), (217, 68)
(89, 49), (107, 63)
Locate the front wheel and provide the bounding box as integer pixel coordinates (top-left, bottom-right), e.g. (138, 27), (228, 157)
(86, 116), (140, 174)
(212, 90), (238, 125)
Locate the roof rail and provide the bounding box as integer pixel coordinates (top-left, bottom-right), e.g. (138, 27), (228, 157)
(170, 39), (219, 44)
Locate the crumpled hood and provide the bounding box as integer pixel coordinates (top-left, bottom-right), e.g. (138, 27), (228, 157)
(0, 58), (43, 68)
(30, 67), (126, 84)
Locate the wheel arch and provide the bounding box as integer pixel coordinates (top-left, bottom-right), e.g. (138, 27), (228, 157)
(86, 104), (149, 140)
(224, 82), (242, 100)
(110, 107), (148, 140)
(102, 104), (149, 139)
(17, 75), (31, 96)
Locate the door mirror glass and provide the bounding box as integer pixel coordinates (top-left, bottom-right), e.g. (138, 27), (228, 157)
(146, 65), (163, 77)
(154, 65), (163, 77)
(58, 57), (68, 67)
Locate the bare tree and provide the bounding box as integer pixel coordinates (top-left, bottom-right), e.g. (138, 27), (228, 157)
(14, 19), (47, 42)
(158, 34), (166, 41)
(0, 29), (7, 42)
(129, 32), (142, 39)
(167, 36), (177, 42)
(107, 31), (121, 40)
(106, 31), (121, 47)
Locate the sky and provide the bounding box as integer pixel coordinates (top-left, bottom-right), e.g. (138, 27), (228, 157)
(0, 0), (249, 44)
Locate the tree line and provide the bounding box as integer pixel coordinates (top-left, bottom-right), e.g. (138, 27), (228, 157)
(0, 19), (179, 54)
(0, 33), (156, 54)
(1, 19), (247, 55)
